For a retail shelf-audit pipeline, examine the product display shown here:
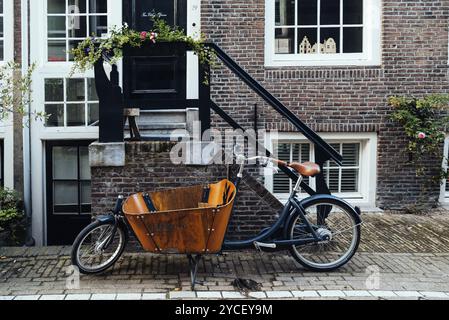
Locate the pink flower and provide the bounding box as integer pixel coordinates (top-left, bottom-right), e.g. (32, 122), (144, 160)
(417, 132), (426, 139)
(140, 31), (147, 40)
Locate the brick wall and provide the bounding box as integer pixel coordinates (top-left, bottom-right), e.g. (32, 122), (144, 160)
(91, 142), (283, 244)
(201, 0), (449, 209)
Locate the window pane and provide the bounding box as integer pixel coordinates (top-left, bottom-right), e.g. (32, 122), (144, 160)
(88, 103), (99, 125)
(54, 181), (78, 206)
(68, 0), (87, 14)
(68, 15), (87, 38)
(48, 40), (66, 61)
(87, 78), (98, 100)
(275, 28), (294, 54)
(0, 0), (3, 14)
(320, 28), (340, 53)
(343, 0), (363, 24)
(298, 0), (317, 25)
(275, 0), (295, 26)
(45, 79), (64, 101)
(67, 104), (85, 126)
(66, 78), (85, 101)
(343, 27), (363, 53)
(81, 181), (91, 204)
(0, 17), (3, 37)
(48, 0), (65, 14)
(53, 146), (78, 179)
(68, 40), (83, 61)
(45, 104), (64, 127)
(89, 15), (108, 37)
(48, 16), (66, 38)
(89, 0), (107, 13)
(342, 143), (359, 166)
(79, 147), (90, 180)
(298, 28), (317, 54)
(320, 0), (340, 25)
(341, 169), (358, 192)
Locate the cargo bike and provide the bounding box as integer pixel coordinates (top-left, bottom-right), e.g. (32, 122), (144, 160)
(71, 155), (362, 289)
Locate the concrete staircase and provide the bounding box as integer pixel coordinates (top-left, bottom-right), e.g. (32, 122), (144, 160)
(124, 108), (198, 140)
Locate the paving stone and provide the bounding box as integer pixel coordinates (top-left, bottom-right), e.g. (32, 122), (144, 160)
(318, 290), (345, 297)
(291, 290), (319, 298)
(196, 291), (222, 298)
(116, 293), (142, 300)
(39, 295), (66, 300)
(221, 291), (245, 299)
(0, 296), (14, 300)
(247, 292), (267, 299)
(266, 291), (293, 298)
(169, 291), (197, 299)
(419, 291), (449, 299)
(343, 290), (372, 297)
(394, 291), (422, 298)
(14, 295), (41, 300)
(142, 293), (167, 300)
(65, 294), (92, 300)
(369, 291), (397, 297)
(91, 294), (117, 300)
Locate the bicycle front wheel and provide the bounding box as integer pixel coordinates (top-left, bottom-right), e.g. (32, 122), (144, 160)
(286, 197), (361, 271)
(71, 219), (126, 274)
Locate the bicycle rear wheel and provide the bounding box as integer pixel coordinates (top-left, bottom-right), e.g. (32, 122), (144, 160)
(286, 197), (361, 271)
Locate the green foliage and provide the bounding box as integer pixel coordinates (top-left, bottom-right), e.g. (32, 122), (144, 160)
(0, 62), (45, 124)
(0, 188), (24, 231)
(70, 17), (215, 83)
(389, 94), (449, 183)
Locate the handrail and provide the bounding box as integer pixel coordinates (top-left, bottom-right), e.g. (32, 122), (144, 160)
(205, 43), (343, 166)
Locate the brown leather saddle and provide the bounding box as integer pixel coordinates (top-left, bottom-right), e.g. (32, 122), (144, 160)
(275, 160), (321, 177)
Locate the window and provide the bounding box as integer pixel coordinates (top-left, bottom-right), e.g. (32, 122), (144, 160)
(47, 0), (108, 62)
(266, 132), (377, 207)
(44, 77), (99, 127)
(265, 0), (381, 66)
(0, 0), (13, 62)
(50, 144), (91, 214)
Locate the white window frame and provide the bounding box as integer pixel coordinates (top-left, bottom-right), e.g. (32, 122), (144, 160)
(0, 0), (14, 63)
(264, 0), (381, 67)
(264, 132), (377, 208)
(440, 135), (449, 205)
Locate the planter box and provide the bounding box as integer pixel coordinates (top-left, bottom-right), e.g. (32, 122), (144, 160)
(123, 41), (188, 108)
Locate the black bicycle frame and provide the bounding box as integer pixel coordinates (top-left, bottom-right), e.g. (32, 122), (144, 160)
(222, 175), (322, 251)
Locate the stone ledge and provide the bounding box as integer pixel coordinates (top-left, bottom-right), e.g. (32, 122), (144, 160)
(89, 142), (126, 167)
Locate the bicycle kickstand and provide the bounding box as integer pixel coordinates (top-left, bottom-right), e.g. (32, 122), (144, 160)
(187, 254), (203, 291)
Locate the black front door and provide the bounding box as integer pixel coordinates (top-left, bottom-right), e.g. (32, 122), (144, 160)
(46, 141), (94, 245)
(122, 0), (188, 107)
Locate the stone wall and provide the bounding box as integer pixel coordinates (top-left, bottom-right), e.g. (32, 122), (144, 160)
(91, 141), (283, 243)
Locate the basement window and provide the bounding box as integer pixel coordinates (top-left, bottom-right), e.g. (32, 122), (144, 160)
(265, 0), (381, 66)
(442, 136), (449, 204)
(265, 132), (377, 207)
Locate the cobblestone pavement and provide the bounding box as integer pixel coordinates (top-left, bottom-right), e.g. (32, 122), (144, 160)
(1, 212), (449, 300)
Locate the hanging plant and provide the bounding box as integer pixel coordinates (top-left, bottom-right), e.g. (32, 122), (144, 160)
(389, 94), (449, 184)
(70, 17), (215, 83)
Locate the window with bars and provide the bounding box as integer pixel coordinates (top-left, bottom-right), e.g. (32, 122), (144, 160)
(44, 78), (99, 127)
(273, 141), (360, 195)
(0, 0), (5, 61)
(445, 140), (449, 198)
(47, 0), (107, 62)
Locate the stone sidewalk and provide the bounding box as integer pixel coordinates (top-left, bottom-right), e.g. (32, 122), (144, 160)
(1, 212), (449, 300)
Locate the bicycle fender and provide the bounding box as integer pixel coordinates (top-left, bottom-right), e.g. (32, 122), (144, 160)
(95, 214), (115, 223)
(283, 194), (362, 238)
